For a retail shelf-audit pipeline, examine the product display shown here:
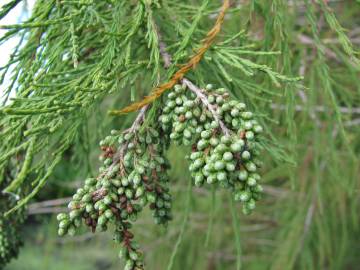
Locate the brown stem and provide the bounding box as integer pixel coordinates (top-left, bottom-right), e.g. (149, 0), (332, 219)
(93, 25), (173, 193)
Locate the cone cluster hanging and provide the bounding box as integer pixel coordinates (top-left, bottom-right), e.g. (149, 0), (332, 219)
(160, 83), (263, 214)
(57, 124), (172, 270)
(57, 83), (263, 269)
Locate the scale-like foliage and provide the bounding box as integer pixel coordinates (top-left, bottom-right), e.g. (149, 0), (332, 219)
(0, 0), (359, 269)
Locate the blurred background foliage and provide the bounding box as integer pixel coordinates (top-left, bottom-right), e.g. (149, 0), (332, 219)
(1, 0), (360, 269)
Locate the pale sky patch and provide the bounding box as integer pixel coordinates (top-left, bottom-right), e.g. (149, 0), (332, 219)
(0, 0), (36, 101)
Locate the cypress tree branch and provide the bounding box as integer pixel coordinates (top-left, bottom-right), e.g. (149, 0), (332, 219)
(1, 1), (359, 269)
(111, 0), (230, 114)
(157, 28), (231, 136)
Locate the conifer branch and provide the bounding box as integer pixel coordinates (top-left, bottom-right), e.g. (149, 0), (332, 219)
(156, 25), (231, 136)
(0, 0), (22, 20)
(1, 1), (359, 269)
(111, 0), (230, 114)
(270, 104), (360, 115)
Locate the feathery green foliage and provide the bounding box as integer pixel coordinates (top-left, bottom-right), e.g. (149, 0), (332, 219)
(1, 0), (360, 270)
